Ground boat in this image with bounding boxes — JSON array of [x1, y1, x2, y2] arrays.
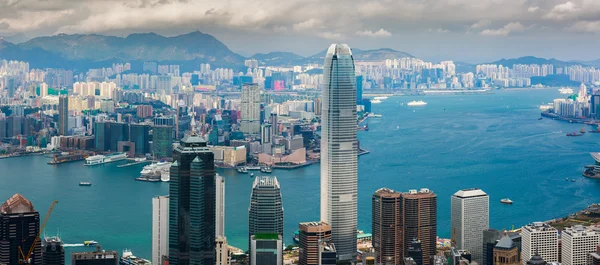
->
[[246, 166, 261, 171], [120, 249, 151, 265], [79, 182, 92, 186], [571, 179, 577, 182], [591, 125, 600, 133], [407, 100, 427, 106], [371, 99, 382, 104], [566, 178, 569, 181], [370, 114, 383, 118], [237, 167, 248, 173], [137, 162, 170, 182], [373, 96, 388, 100], [250, 173, 255, 177], [567, 132, 582, 137], [581, 126, 586, 134], [500, 198, 513, 204], [161, 170, 170, 182], [260, 167, 273, 173], [538, 117, 543, 120], [84, 240, 98, 246], [85, 152, 128, 166], [559, 88, 574, 94], [357, 124, 369, 131]]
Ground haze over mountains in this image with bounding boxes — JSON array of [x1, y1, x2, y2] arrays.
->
[[0, 31, 598, 72]]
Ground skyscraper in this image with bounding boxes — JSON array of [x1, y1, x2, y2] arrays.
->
[[241, 83, 261, 135], [372, 188, 402, 265], [451, 188, 489, 262], [169, 135, 216, 265], [321, 43, 358, 262], [153, 125, 173, 159], [0, 193, 42, 265], [250, 234, 283, 265], [561, 225, 599, 265], [402, 189, 437, 265], [59, 96, 68, 136], [356, 75, 363, 105], [248, 177, 284, 264], [299, 221, 332, 265], [152, 195, 169, 265], [216, 235, 230, 265], [42, 236, 65, 265], [521, 222, 558, 265], [216, 174, 225, 237]]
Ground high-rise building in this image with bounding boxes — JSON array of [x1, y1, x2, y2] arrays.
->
[[521, 222, 558, 265], [153, 125, 173, 159], [216, 174, 225, 237], [319, 240, 337, 265], [320, 43, 358, 262], [169, 135, 216, 265], [298, 221, 332, 265], [270, 113, 278, 136], [493, 235, 520, 265], [42, 236, 65, 265], [483, 229, 504, 265], [216, 235, 230, 265], [451, 189, 489, 262], [71, 246, 118, 265], [372, 188, 402, 265], [561, 225, 599, 265], [261, 124, 272, 144], [588, 246, 600, 265], [0, 194, 42, 265], [407, 239, 423, 265], [241, 83, 261, 134], [250, 234, 283, 265], [152, 195, 169, 265], [248, 176, 284, 263], [59, 96, 69, 135], [356, 75, 363, 105], [402, 189, 437, 265], [130, 123, 151, 156]]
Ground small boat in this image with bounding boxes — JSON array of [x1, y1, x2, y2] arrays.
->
[[250, 173, 255, 178], [567, 132, 583, 137], [581, 126, 586, 134], [79, 182, 92, 186], [590, 125, 600, 133], [571, 179, 577, 182], [538, 117, 543, 120], [237, 167, 248, 174], [566, 178, 569, 181], [500, 198, 513, 204], [370, 114, 383, 118], [84, 240, 98, 246], [260, 167, 272, 173]]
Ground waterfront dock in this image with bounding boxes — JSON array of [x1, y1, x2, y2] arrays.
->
[[117, 159, 153, 168]]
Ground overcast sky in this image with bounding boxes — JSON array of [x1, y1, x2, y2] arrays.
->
[[1, 0, 599, 62]]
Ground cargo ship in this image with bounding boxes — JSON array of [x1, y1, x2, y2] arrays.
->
[[48, 152, 88, 165], [85, 153, 128, 166], [120, 249, 151, 265]]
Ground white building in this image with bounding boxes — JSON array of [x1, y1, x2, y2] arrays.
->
[[152, 195, 169, 265], [521, 222, 559, 265], [216, 174, 225, 237], [240, 83, 261, 134], [561, 225, 600, 265], [451, 188, 489, 262], [216, 235, 231, 265]]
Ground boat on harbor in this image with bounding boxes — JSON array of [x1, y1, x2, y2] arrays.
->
[[260, 167, 273, 173], [120, 249, 151, 265], [500, 198, 513, 204], [136, 161, 170, 182], [581, 126, 586, 134], [371, 99, 382, 104], [79, 182, 92, 186], [84, 240, 98, 246], [85, 153, 128, 166], [567, 132, 582, 137], [237, 167, 248, 173], [370, 114, 383, 118], [590, 125, 600, 133], [407, 100, 427, 106]]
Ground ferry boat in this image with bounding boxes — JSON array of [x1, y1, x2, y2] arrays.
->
[[85, 153, 128, 166], [371, 99, 382, 104], [120, 249, 151, 265], [261, 167, 273, 173], [79, 182, 92, 186], [559, 87, 574, 94], [407, 100, 427, 106], [137, 162, 170, 182], [237, 167, 248, 173], [370, 114, 383, 118], [373, 96, 388, 100], [567, 132, 583, 137], [500, 198, 513, 204], [84, 240, 98, 246], [246, 166, 261, 171]]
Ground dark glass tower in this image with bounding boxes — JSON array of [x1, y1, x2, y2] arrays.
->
[[42, 236, 65, 265], [58, 96, 68, 136], [169, 135, 216, 265], [248, 177, 284, 264], [153, 125, 173, 159], [0, 193, 42, 265]]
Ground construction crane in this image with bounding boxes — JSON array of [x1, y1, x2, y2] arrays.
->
[[18, 200, 58, 264]]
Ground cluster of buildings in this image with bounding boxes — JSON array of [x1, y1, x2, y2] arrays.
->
[[547, 83, 600, 120]]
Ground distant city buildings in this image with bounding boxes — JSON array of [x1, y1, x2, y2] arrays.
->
[[451, 188, 489, 262], [240, 83, 261, 135], [58, 96, 68, 136]]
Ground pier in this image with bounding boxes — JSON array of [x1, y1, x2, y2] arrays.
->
[[117, 159, 153, 168]]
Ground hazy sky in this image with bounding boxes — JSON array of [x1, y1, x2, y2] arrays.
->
[[1, 0, 599, 62]]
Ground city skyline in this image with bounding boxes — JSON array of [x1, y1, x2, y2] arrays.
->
[[2, 0, 600, 62]]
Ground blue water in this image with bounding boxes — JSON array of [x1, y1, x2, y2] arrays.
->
[[1, 88, 600, 264]]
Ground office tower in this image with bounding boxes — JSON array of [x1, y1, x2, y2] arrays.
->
[[493, 235, 520, 265], [402, 189, 437, 265], [0, 194, 42, 265], [130, 124, 151, 155], [298, 221, 332, 265], [319, 240, 337, 265], [484, 229, 504, 265], [588, 246, 600, 265], [250, 234, 283, 265], [521, 222, 558, 265], [248, 177, 284, 264], [561, 225, 599, 265], [526, 252, 547, 265], [408, 239, 423, 265], [356, 75, 363, 105], [152, 195, 169, 265], [321, 43, 358, 262], [109, 122, 128, 151], [216, 174, 225, 237], [153, 125, 173, 159], [169, 135, 216, 265], [42, 236, 65, 265], [59, 96, 68, 135], [261, 124, 272, 144], [372, 188, 402, 265], [270, 113, 278, 136], [241, 83, 261, 134], [216, 235, 230, 265], [71, 246, 118, 265], [451, 189, 489, 262]]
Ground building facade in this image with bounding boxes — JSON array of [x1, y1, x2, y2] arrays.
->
[[241, 83, 261, 134], [248, 176, 284, 263], [521, 222, 558, 265], [42, 236, 65, 265], [298, 221, 332, 265], [169, 135, 216, 265], [0, 193, 42, 265], [250, 234, 283, 265], [71, 247, 118, 265], [152, 195, 169, 265], [59, 96, 68, 136], [216, 235, 230, 265], [216, 174, 225, 237], [451, 188, 489, 262], [493, 235, 520, 265], [402, 189, 437, 265], [153, 125, 173, 159], [320, 43, 358, 262], [561, 225, 600, 265], [372, 188, 402, 265]]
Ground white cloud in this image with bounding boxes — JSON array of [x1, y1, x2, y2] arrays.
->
[[428, 28, 449, 33], [528, 6, 540, 13], [568, 20, 600, 32], [355, 28, 392, 37], [292, 18, 321, 31], [544, 1, 578, 20], [480, 22, 526, 36], [470, 20, 491, 29], [318, 31, 344, 40]]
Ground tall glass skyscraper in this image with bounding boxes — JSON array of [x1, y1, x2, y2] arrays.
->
[[248, 177, 284, 264], [58, 96, 68, 136], [320, 44, 358, 262], [169, 135, 216, 265]]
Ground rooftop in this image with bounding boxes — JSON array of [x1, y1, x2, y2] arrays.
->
[[453, 188, 488, 198], [1, 193, 35, 214], [253, 233, 280, 240], [495, 235, 516, 249], [326, 44, 353, 57]]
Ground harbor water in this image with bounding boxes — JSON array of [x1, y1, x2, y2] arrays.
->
[[1, 88, 600, 263]]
